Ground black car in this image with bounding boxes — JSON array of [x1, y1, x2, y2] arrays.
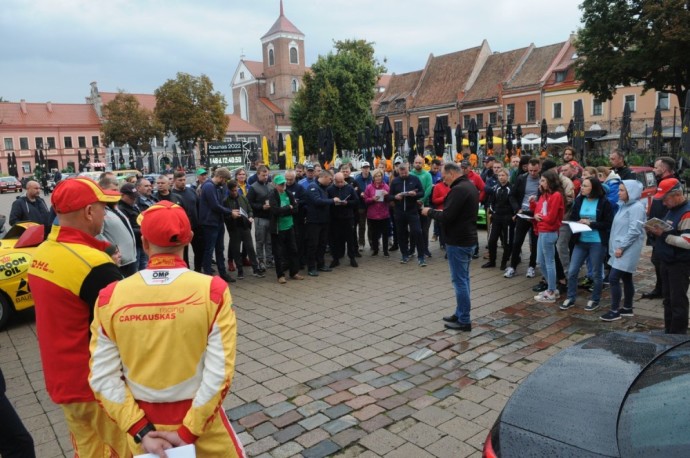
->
[[484, 331, 690, 457]]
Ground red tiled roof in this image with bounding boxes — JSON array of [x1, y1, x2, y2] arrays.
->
[[464, 48, 529, 103], [259, 98, 283, 115], [0, 102, 100, 127], [261, 7, 303, 39], [99, 92, 157, 112], [378, 71, 423, 104], [243, 60, 264, 78], [504, 42, 565, 90], [377, 74, 391, 89], [226, 114, 261, 134], [411, 46, 483, 108]]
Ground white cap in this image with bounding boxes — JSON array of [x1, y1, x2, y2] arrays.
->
[[361, 161, 370, 167]]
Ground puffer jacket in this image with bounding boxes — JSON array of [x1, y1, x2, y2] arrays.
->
[[608, 180, 646, 273]]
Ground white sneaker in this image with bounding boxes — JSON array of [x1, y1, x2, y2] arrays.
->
[[534, 290, 556, 303], [504, 267, 515, 278], [526, 267, 536, 278]]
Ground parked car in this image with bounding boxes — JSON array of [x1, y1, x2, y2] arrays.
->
[[0, 223, 45, 329], [483, 331, 690, 457], [0, 176, 22, 193]]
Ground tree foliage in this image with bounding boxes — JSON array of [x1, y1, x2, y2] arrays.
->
[[575, 0, 690, 108], [291, 39, 386, 153], [101, 92, 163, 153], [154, 73, 227, 150]]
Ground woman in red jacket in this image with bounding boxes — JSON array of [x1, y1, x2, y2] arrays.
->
[[530, 169, 565, 303]]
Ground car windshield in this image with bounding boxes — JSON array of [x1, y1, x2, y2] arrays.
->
[[617, 341, 690, 457]]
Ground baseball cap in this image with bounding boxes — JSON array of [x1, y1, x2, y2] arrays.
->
[[361, 161, 371, 168], [52, 178, 120, 214], [305, 162, 315, 170], [273, 174, 286, 185], [394, 157, 403, 165], [654, 178, 682, 199], [196, 167, 208, 176], [138, 201, 192, 247], [460, 160, 470, 168], [120, 183, 138, 197], [483, 156, 496, 162]]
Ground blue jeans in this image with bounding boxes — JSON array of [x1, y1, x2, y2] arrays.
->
[[536, 231, 558, 291], [202, 223, 226, 276], [567, 242, 605, 302], [446, 245, 475, 325]]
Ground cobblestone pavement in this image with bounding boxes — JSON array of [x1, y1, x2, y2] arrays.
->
[[0, 232, 674, 457]]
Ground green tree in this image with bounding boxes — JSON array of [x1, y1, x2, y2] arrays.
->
[[154, 73, 227, 156], [101, 92, 163, 157], [291, 39, 386, 153], [575, 0, 690, 109]]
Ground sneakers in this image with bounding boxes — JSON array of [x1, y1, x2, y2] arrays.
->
[[578, 277, 593, 289], [619, 308, 634, 317], [237, 270, 245, 280], [584, 300, 600, 312], [481, 261, 496, 269], [278, 276, 287, 284], [534, 290, 556, 303], [418, 259, 427, 267], [526, 267, 536, 278], [400, 256, 410, 264], [503, 267, 515, 278], [600, 310, 621, 321], [532, 279, 547, 292], [560, 298, 576, 310]]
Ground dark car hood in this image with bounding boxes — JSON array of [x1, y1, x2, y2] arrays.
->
[[500, 332, 690, 456]]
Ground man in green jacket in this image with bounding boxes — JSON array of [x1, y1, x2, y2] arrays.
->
[[411, 155, 433, 258]]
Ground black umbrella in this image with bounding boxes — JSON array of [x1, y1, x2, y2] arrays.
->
[[382, 116, 393, 160], [573, 100, 586, 160], [364, 127, 372, 163], [118, 148, 124, 168], [278, 133, 285, 153], [619, 103, 632, 153], [567, 119, 575, 145], [5, 154, 10, 176], [505, 121, 514, 153], [651, 105, 663, 155], [540, 119, 548, 150], [486, 125, 494, 151], [516, 125, 523, 149], [408, 126, 416, 157], [148, 152, 155, 174], [137, 150, 144, 171], [395, 128, 403, 156], [93, 147, 99, 164], [433, 117, 445, 158], [128, 147, 135, 169], [110, 149, 116, 171], [416, 126, 426, 157], [445, 125, 453, 145], [172, 144, 180, 170], [455, 124, 463, 154], [682, 93, 690, 155], [34, 150, 40, 170], [11, 152, 18, 177], [85, 149, 91, 166], [39, 149, 46, 169], [372, 125, 381, 159], [77, 150, 83, 172], [468, 119, 478, 155]]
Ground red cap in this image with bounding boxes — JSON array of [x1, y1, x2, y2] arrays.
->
[[138, 201, 192, 247], [654, 178, 682, 199], [51, 178, 121, 213]]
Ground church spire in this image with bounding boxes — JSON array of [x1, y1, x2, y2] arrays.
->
[[280, 0, 284, 17]]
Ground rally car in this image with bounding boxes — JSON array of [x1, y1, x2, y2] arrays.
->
[[0, 222, 44, 329]]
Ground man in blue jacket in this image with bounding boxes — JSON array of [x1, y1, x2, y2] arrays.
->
[[303, 171, 339, 276], [388, 162, 426, 266], [198, 167, 234, 282], [327, 172, 360, 268]]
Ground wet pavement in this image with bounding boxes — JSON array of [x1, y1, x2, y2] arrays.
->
[[0, 231, 674, 457]]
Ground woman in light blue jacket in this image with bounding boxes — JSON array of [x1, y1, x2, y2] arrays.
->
[[600, 179, 646, 321]]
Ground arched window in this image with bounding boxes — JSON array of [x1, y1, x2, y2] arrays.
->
[[240, 88, 249, 121], [290, 46, 298, 64], [268, 45, 275, 66], [291, 79, 299, 93], [270, 82, 275, 95]]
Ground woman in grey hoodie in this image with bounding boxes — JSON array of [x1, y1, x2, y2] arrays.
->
[[600, 179, 647, 321]]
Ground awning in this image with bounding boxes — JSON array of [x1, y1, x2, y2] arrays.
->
[[89, 162, 107, 167]]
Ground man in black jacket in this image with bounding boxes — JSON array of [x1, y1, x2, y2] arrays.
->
[[9, 180, 51, 238], [268, 175, 303, 283], [171, 171, 203, 272], [423, 162, 479, 331], [286, 170, 307, 268], [303, 171, 338, 276], [388, 163, 425, 266], [327, 172, 360, 268]]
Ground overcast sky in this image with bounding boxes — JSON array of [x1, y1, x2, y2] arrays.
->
[[1, 0, 583, 110]]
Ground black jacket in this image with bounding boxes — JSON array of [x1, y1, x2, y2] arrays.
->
[[327, 183, 359, 219], [428, 176, 479, 247], [387, 174, 424, 213], [568, 195, 614, 247], [9, 196, 51, 238], [286, 182, 306, 225], [117, 200, 142, 247], [268, 188, 297, 234], [171, 187, 199, 228], [247, 180, 273, 219], [489, 183, 516, 221]]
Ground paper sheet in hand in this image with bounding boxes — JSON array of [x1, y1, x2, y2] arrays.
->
[[375, 189, 385, 200], [239, 207, 248, 218], [516, 213, 534, 220], [135, 444, 195, 458], [563, 221, 592, 233], [641, 217, 672, 232]]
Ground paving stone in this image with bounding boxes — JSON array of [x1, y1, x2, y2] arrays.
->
[[390, 370, 412, 381], [352, 370, 381, 383], [322, 414, 358, 434], [397, 421, 444, 448], [431, 385, 458, 400], [271, 409, 303, 428], [227, 402, 263, 421], [328, 378, 359, 391], [244, 436, 279, 456], [251, 421, 278, 440], [264, 401, 296, 418], [295, 428, 330, 448], [302, 439, 341, 458], [297, 400, 330, 416], [385, 442, 435, 458], [368, 375, 396, 388], [323, 403, 353, 420], [345, 395, 376, 410], [390, 380, 414, 393], [298, 413, 330, 431], [331, 427, 367, 448], [238, 411, 269, 428], [359, 413, 393, 432], [407, 348, 435, 361], [369, 386, 396, 400], [324, 390, 355, 406], [307, 386, 336, 400], [407, 395, 438, 410], [272, 423, 305, 444], [426, 433, 478, 457], [293, 395, 313, 407], [359, 428, 406, 455], [352, 360, 379, 372], [329, 368, 358, 381], [386, 405, 416, 421], [270, 441, 304, 458], [257, 392, 288, 408], [349, 383, 374, 395], [412, 405, 455, 427], [387, 417, 416, 434], [306, 375, 337, 389], [439, 415, 488, 441], [353, 404, 385, 421], [281, 384, 311, 398], [376, 394, 408, 410], [237, 431, 254, 446], [468, 367, 494, 380]]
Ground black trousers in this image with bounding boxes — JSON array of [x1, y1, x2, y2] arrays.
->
[[488, 217, 512, 265], [510, 216, 537, 269], [661, 261, 690, 334], [271, 229, 300, 278], [184, 229, 204, 272], [306, 223, 329, 270], [331, 218, 356, 260], [411, 213, 431, 256], [0, 369, 35, 458], [395, 211, 423, 258], [228, 227, 258, 273], [368, 218, 389, 254]]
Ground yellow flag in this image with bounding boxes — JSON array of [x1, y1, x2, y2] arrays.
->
[[298, 136, 306, 165], [262, 136, 269, 165], [332, 142, 337, 165], [285, 135, 293, 169]]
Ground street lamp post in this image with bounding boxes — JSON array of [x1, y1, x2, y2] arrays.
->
[[498, 106, 504, 154], [673, 106, 678, 156]]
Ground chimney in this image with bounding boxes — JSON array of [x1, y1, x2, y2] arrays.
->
[[46, 101, 53, 113], [20, 99, 27, 114]]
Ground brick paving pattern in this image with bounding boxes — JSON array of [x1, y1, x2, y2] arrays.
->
[[0, 236, 679, 456]]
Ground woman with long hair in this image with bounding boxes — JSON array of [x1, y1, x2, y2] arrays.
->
[[235, 168, 248, 196], [531, 169, 565, 303], [559, 177, 613, 312]]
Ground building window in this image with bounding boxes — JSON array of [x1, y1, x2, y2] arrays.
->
[[506, 104, 515, 123], [47, 137, 56, 149], [78, 136, 86, 148], [92, 136, 100, 147], [475, 114, 483, 128], [394, 120, 403, 144], [22, 161, 31, 173], [418, 117, 430, 138], [270, 82, 275, 95], [555, 70, 567, 83], [553, 102, 562, 119], [3, 138, 13, 150], [20, 137, 29, 150], [593, 99, 603, 116], [35, 137, 44, 149], [240, 71, 245, 80], [658, 92, 670, 110], [489, 112, 497, 125], [527, 101, 536, 122], [291, 79, 299, 93], [290, 46, 298, 64], [463, 115, 471, 129], [624, 94, 636, 112], [64, 136, 73, 148], [240, 87, 249, 121], [268, 48, 275, 66]]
